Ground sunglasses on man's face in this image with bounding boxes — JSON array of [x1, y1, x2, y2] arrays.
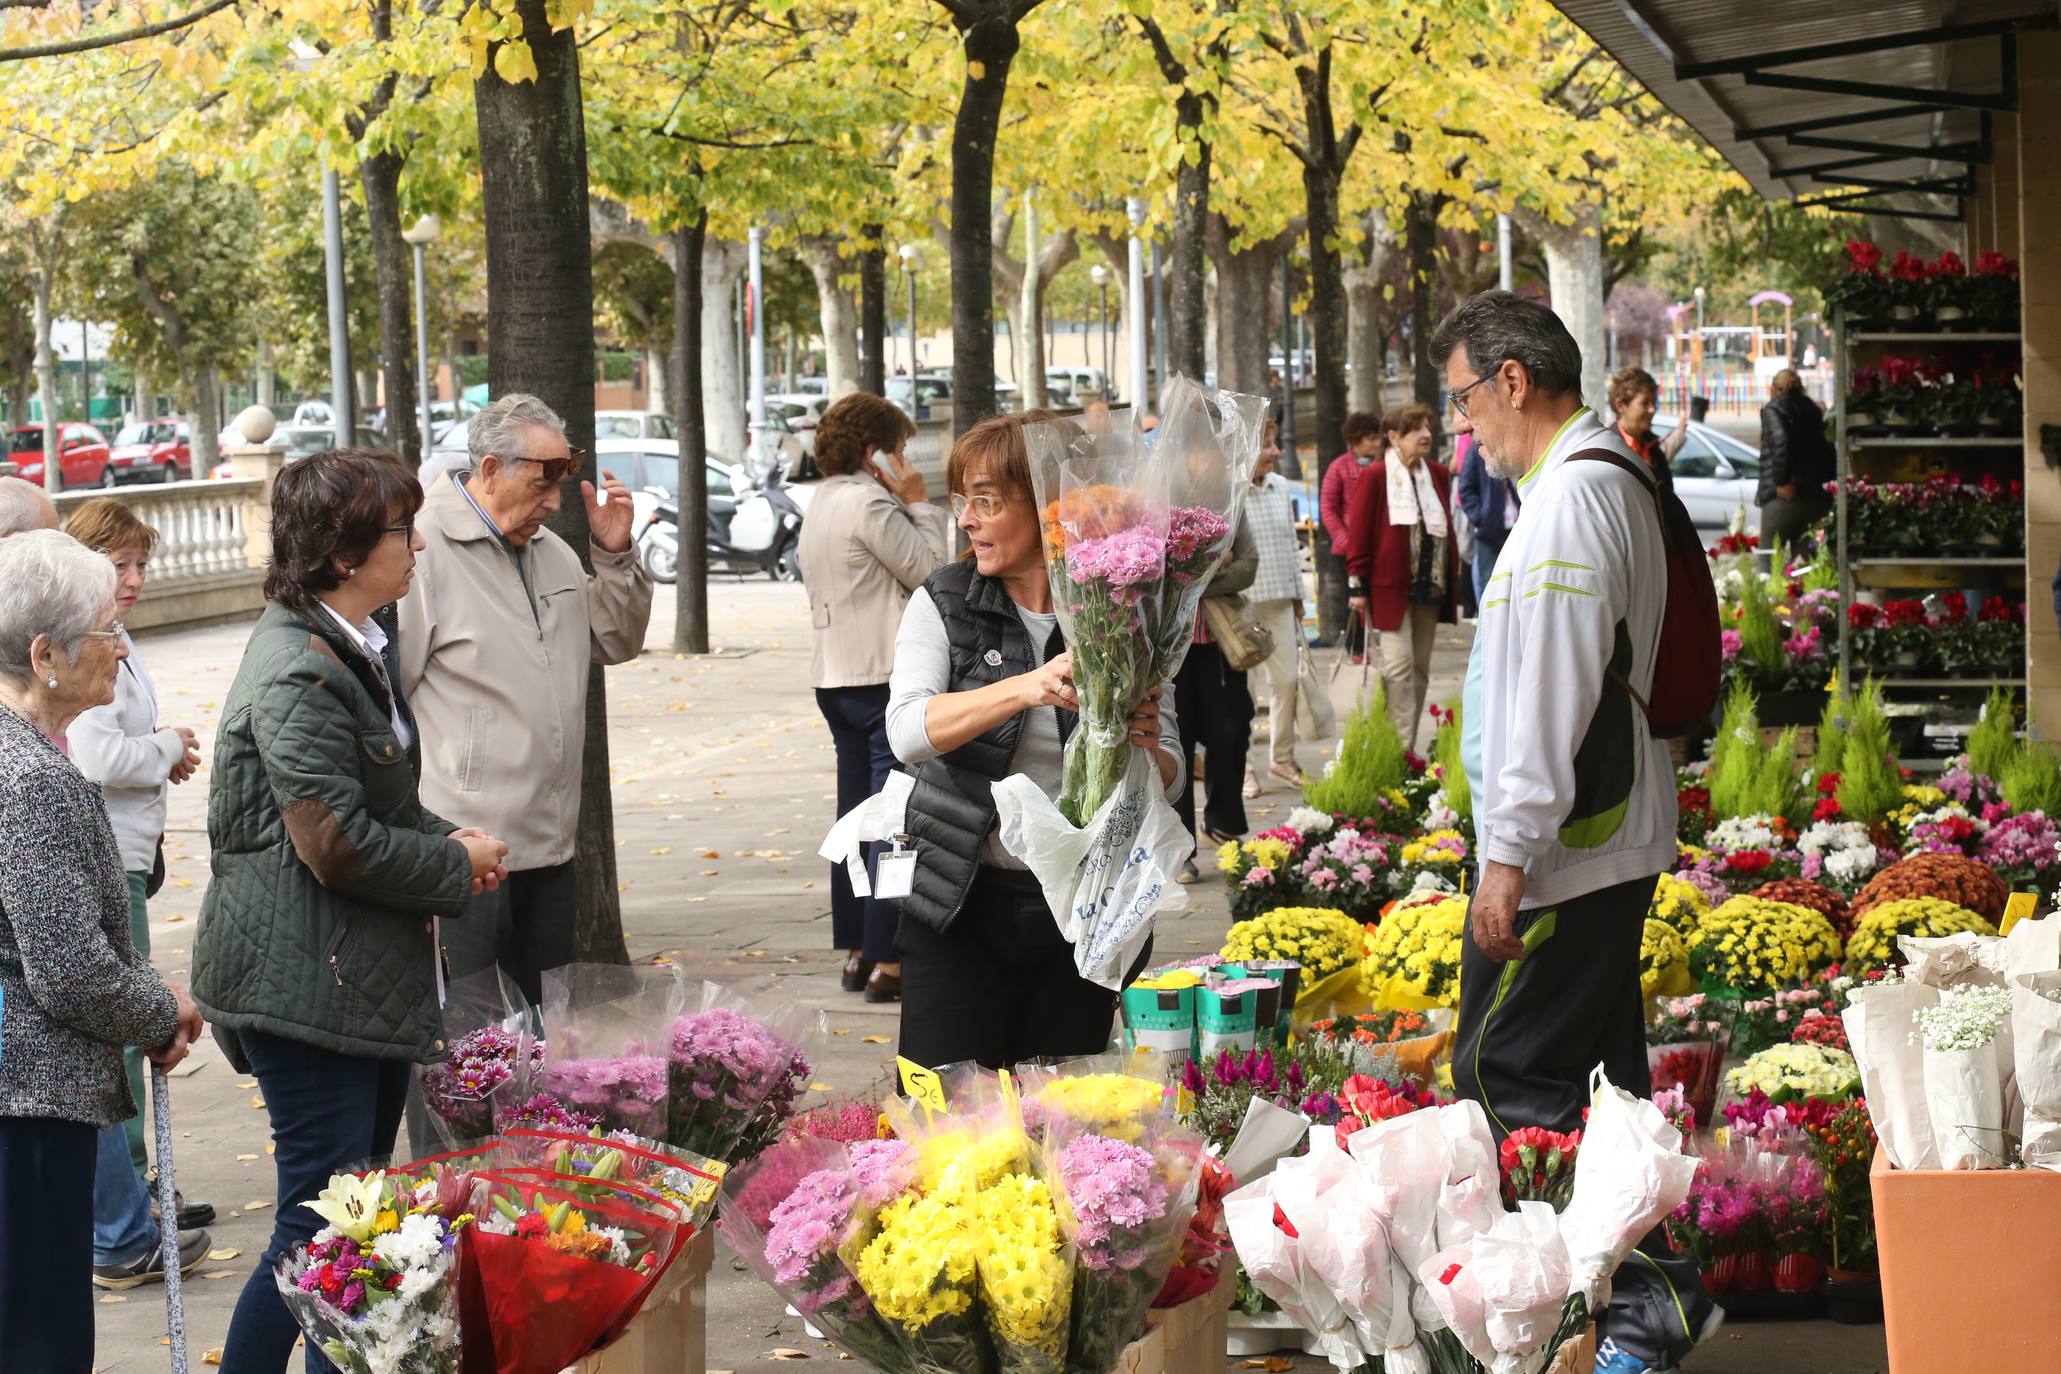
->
[[509, 449, 583, 491]]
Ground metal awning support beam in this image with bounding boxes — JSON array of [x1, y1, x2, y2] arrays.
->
[[1768, 151, 1921, 178], [1806, 172, 1973, 195], [1790, 199, 1967, 222], [1786, 133, 1990, 164], [1674, 16, 2025, 79], [1742, 69, 2014, 110], [1734, 103, 1951, 141]]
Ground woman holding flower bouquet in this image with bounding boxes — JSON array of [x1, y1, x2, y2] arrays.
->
[[887, 413, 1184, 1070], [194, 450, 509, 1374]]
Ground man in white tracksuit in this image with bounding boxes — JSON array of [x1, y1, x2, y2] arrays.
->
[[1434, 292, 1716, 1374]]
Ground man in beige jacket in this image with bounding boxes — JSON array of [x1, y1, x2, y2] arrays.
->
[[396, 393, 652, 1001]]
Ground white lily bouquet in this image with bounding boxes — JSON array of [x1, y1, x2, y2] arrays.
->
[[1224, 1069, 1696, 1374]]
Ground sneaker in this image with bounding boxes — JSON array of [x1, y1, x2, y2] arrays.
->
[[149, 1187, 217, 1230], [93, 1227, 211, 1291], [1593, 1337, 1649, 1373], [1176, 860, 1200, 885], [1242, 769, 1262, 800]]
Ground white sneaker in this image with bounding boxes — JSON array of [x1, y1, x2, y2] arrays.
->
[[1176, 860, 1201, 885], [1242, 769, 1262, 799]]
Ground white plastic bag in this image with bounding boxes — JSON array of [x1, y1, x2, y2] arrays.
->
[[1843, 979, 1941, 1170], [993, 748, 1194, 987], [1557, 1067, 1698, 1308], [2013, 970, 2061, 1171], [1435, 1098, 1503, 1252], [1225, 1153, 1370, 1371], [1923, 1041, 2008, 1169], [1301, 1140, 1411, 1365]]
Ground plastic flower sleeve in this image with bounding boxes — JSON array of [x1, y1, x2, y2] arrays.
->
[[1433, 1097, 1503, 1252], [716, 1136, 917, 1374], [413, 966, 536, 1153], [1297, 1132, 1415, 1368], [668, 977, 825, 1162], [533, 963, 685, 1140], [1417, 1201, 1575, 1374], [1346, 1106, 1451, 1332], [1556, 1068, 1698, 1309]]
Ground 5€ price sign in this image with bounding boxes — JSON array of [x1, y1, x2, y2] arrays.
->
[[897, 1056, 947, 1114]]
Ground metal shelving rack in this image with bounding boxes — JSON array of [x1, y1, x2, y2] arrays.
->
[[1832, 314, 2027, 728]]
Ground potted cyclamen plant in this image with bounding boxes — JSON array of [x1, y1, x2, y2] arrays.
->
[[1874, 356, 1927, 434], [1970, 250, 2021, 331], [1825, 239, 1889, 329], [1928, 250, 1974, 332], [1974, 360, 2024, 436], [1887, 250, 1931, 327]]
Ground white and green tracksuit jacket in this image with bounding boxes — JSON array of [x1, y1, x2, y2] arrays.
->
[[1461, 407, 1677, 910]]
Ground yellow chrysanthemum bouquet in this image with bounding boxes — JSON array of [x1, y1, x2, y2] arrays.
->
[[1650, 873, 1712, 936], [1686, 896, 1843, 995], [1360, 894, 1468, 1010], [1842, 896, 1996, 974], [1220, 907, 1367, 984], [1640, 918, 1695, 999]]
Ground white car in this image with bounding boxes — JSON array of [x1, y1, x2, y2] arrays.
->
[[596, 438, 814, 518], [765, 394, 828, 458], [595, 409, 677, 442], [1647, 415, 1763, 541]]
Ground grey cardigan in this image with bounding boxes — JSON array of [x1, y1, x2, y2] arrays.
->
[[0, 703, 178, 1128]]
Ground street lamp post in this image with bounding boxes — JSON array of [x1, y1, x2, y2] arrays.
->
[[1693, 285, 1706, 378], [1125, 198, 1148, 413], [898, 244, 919, 380], [1089, 263, 1109, 393], [400, 214, 441, 464], [321, 168, 353, 450]]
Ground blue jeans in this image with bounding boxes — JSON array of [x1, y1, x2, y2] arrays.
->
[[220, 1030, 411, 1374], [0, 1115, 96, 1372], [817, 684, 899, 963], [92, 1114, 157, 1264], [1473, 540, 1505, 602]]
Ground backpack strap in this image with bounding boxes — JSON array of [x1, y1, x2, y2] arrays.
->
[[1564, 446, 1661, 719]]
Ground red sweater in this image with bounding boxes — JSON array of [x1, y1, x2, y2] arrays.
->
[[1319, 452, 1370, 550], [1343, 458, 1461, 632]]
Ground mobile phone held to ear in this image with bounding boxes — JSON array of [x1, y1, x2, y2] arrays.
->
[[871, 450, 898, 481]]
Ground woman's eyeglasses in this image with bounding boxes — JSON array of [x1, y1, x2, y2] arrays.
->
[[950, 492, 1014, 520], [383, 522, 415, 542], [80, 621, 126, 643]]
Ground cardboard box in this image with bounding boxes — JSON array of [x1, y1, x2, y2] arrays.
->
[[1873, 1147, 2061, 1371], [570, 1224, 715, 1374], [1119, 1278, 1236, 1374]]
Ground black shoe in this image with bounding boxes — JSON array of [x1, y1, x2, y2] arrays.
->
[[841, 953, 875, 993], [150, 1188, 216, 1230], [864, 967, 901, 1003], [93, 1227, 210, 1290]]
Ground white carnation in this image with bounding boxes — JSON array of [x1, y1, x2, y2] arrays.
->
[[1287, 806, 1334, 836]]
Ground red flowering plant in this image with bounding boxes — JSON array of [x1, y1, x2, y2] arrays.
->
[[1848, 599, 1938, 674], [1332, 1073, 1439, 1148], [1969, 250, 2021, 327], [1886, 250, 1930, 320], [1790, 1010, 1851, 1054], [1678, 782, 1714, 846], [1824, 239, 1890, 322], [1803, 1097, 1880, 1271], [1499, 1126, 1582, 1212]]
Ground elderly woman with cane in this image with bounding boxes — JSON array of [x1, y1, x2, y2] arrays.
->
[[0, 529, 208, 1372]]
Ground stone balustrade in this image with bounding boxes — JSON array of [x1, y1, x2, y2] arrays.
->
[[52, 477, 270, 631]]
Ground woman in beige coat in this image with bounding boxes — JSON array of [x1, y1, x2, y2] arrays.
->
[[797, 393, 951, 1001]]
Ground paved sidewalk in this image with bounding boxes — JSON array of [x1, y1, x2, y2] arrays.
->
[[91, 581, 1880, 1373]]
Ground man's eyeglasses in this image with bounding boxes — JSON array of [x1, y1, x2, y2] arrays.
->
[[80, 621, 126, 643], [950, 492, 1013, 520], [1448, 369, 1503, 419]]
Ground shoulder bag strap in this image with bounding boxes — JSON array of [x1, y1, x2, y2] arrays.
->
[[1563, 447, 1660, 719]]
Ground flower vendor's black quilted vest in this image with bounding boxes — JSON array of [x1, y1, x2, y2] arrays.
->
[[899, 559, 1076, 933]]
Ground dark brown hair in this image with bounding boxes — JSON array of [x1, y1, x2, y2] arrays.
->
[[1382, 404, 1435, 440], [815, 393, 919, 477], [264, 448, 423, 614], [1342, 411, 1382, 446], [64, 496, 159, 558], [1607, 366, 1659, 412]]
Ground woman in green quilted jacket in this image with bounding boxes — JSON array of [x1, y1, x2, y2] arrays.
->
[[193, 449, 508, 1374]]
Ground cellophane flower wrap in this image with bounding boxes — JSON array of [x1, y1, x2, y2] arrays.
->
[[273, 1168, 472, 1374], [461, 1168, 687, 1374], [994, 377, 1268, 989], [530, 964, 683, 1141], [666, 977, 823, 1163], [716, 1134, 917, 1373], [414, 967, 537, 1153]]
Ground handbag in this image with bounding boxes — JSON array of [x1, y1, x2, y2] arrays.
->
[[147, 837, 167, 899], [1294, 636, 1338, 738], [1201, 593, 1275, 672]]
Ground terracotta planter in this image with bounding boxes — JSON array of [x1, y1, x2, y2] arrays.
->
[[1774, 1253, 1826, 1294]]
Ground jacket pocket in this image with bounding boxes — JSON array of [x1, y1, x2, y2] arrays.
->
[[358, 731, 410, 813], [323, 919, 357, 988], [812, 598, 833, 630]]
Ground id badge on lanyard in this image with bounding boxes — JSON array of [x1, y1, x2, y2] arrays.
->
[[872, 835, 917, 901]]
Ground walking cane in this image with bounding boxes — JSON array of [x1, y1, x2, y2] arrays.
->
[[152, 1064, 191, 1374]]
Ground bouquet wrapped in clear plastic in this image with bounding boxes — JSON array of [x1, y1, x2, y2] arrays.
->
[[994, 377, 1268, 987], [415, 968, 537, 1152], [529, 964, 682, 1140], [666, 977, 825, 1163]]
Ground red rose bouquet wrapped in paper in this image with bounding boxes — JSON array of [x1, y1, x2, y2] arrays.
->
[[995, 376, 1269, 987]]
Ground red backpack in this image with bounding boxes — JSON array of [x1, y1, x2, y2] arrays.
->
[[1569, 448, 1722, 738]]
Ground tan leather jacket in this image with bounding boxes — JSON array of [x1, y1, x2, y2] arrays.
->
[[395, 474, 652, 869], [797, 474, 952, 689]]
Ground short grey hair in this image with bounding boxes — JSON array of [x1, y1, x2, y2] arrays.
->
[[469, 393, 567, 468], [0, 476, 56, 537], [0, 530, 117, 685], [1431, 290, 1585, 401]]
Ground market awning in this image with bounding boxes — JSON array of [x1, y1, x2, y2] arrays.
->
[[1546, 2, 2057, 220]]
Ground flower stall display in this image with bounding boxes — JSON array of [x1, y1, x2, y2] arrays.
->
[[1751, 876, 1856, 942], [275, 1169, 473, 1374], [1426, 702, 1472, 840], [1217, 829, 1309, 917], [1844, 475, 2024, 555], [1850, 851, 2010, 924], [1226, 1071, 1696, 1374], [1395, 828, 1469, 894], [1647, 995, 1730, 1132], [533, 964, 683, 1141], [1664, 1140, 1828, 1299], [1979, 810, 2061, 894], [1848, 596, 2025, 678], [995, 378, 1267, 988], [1915, 984, 2016, 1169], [1360, 892, 1467, 1011], [1303, 687, 1422, 827], [1641, 919, 1693, 999], [1650, 872, 1712, 936], [1219, 907, 1366, 992], [667, 981, 823, 1166], [1794, 821, 1888, 898], [1294, 825, 1404, 917], [1844, 897, 1999, 973], [1688, 896, 1843, 996], [1178, 1045, 1349, 1158], [1803, 1098, 1880, 1274], [1725, 1043, 1862, 1103]]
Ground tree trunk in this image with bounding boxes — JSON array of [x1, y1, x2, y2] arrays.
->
[[360, 149, 420, 464], [1518, 202, 1607, 413], [1167, 102, 1210, 381], [943, 9, 1029, 425], [475, 0, 625, 965], [31, 265, 58, 491], [1344, 213, 1393, 416], [802, 241, 860, 398], [192, 367, 221, 472], [1202, 264, 1218, 385], [701, 237, 747, 461], [1303, 161, 1350, 644], [1406, 193, 1440, 412], [645, 347, 668, 413], [673, 213, 710, 655], [1206, 216, 1282, 396], [859, 226, 886, 395]]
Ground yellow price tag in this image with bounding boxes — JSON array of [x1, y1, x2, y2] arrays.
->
[[1175, 1082, 1195, 1116], [997, 1068, 1020, 1117], [1712, 1125, 1731, 1151], [2002, 892, 2039, 936], [897, 1056, 948, 1114]]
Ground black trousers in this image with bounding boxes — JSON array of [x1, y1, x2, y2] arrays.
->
[[1453, 873, 1712, 1367], [898, 867, 1137, 1071], [1759, 491, 1833, 551], [442, 860, 579, 1009], [816, 684, 900, 963], [1174, 641, 1253, 838], [0, 1115, 95, 1373]]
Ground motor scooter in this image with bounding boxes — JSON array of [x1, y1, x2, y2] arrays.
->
[[635, 460, 804, 584]]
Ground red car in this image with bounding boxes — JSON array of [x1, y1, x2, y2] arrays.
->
[[105, 419, 193, 485], [7, 422, 113, 488]]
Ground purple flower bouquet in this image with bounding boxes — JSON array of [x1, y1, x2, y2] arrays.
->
[[420, 1024, 537, 1142], [534, 1051, 669, 1139], [667, 1005, 810, 1162]]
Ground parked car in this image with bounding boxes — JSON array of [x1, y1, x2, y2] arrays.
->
[[595, 409, 677, 442], [208, 425, 382, 479], [8, 423, 112, 488], [602, 437, 813, 517], [765, 394, 829, 458], [887, 374, 952, 421], [1045, 366, 1110, 404], [1646, 415, 1763, 541], [105, 420, 194, 485], [790, 377, 829, 397]]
